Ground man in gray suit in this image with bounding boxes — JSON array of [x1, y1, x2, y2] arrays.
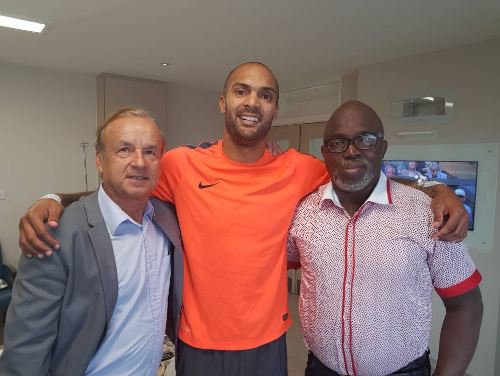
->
[[0, 108, 182, 376]]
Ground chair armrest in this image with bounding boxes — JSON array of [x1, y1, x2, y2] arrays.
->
[[1, 264, 16, 286]]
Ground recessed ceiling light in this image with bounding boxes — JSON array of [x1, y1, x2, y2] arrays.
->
[[161, 62, 170, 67], [0, 14, 46, 33]]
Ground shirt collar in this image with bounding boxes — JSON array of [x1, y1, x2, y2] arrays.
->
[[320, 172, 392, 209], [97, 185, 154, 235]]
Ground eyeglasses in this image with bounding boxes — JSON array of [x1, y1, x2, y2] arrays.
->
[[323, 132, 384, 153]]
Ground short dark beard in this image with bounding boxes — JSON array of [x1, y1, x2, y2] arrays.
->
[[333, 156, 376, 192]]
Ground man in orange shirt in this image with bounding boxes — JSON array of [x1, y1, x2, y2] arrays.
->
[[19, 62, 468, 376]]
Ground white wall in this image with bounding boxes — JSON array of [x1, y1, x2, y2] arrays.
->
[[0, 63, 98, 267], [165, 82, 222, 148], [356, 38, 500, 376]]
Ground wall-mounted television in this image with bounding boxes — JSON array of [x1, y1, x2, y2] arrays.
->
[[382, 160, 478, 231]]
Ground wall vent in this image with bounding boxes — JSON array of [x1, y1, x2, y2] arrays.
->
[[392, 97, 453, 119]]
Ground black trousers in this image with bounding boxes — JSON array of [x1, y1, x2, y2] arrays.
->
[[176, 334, 288, 376], [305, 350, 431, 376]]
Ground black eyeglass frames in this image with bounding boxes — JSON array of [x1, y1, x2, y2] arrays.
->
[[323, 132, 384, 153]]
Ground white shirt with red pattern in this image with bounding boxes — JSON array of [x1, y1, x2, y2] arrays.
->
[[288, 173, 481, 376]]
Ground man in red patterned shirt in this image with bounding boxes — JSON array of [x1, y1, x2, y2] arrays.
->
[[288, 100, 483, 376]]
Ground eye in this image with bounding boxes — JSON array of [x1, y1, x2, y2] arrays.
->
[[235, 88, 246, 96], [331, 139, 346, 146], [144, 149, 157, 157], [118, 147, 131, 156], [358, 133, 377, 145], [326, 138, 347, 149], [261, 93, 273, 101]]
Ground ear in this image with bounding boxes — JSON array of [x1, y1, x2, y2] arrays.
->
[[95, 152, 104, 176], [218, 95, 226, 114], [321, 144, 328, 160], [272, 104, 279, 120], [382, 140, 388, 156]]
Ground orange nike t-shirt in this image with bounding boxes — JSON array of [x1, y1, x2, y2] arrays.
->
[[152, 140, 328, 350]]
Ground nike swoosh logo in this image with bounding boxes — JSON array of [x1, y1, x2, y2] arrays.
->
[[198, 181, 219, 189]]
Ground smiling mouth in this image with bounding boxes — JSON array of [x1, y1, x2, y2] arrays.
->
[[341, 164, 367, 175], [344, 165, 365, 170], [238, 114, 260, 125], [127, 176, 149, 180]]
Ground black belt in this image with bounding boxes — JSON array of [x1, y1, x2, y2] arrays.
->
[[307, 350, 431, 376], [391, 349, 431, 376]]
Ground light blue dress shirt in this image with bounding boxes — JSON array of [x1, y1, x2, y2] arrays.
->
[[85, 186, 171, 375]]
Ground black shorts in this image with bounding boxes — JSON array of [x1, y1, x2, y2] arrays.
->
[[176, 334, 288, 376]]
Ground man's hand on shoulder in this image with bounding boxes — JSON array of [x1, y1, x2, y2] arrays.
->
[[19, 198, 63, 258], [430, 184, 468, 242], [266, 139, 285, 156]]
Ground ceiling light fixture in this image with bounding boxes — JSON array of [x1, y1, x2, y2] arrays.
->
[[0, 14, 46, 33], [161, 62, 170, 67]]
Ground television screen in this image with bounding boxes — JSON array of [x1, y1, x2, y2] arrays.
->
[[382, 160, 478, 231]]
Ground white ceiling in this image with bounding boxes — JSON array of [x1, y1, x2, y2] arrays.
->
[[1, 0, 500, 92]]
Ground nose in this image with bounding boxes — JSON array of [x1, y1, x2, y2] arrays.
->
[[344, 143, 360, 158], [131, 150, 147, 167], [244, 91, 260, 108]]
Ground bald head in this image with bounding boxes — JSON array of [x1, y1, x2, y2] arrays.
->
[[321, 100, 388, 198], [223, 62, 280, 102], [324, 100, 384, 140]]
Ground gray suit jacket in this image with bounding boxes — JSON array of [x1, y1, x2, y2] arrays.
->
[[0, 192, 183, 376]]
